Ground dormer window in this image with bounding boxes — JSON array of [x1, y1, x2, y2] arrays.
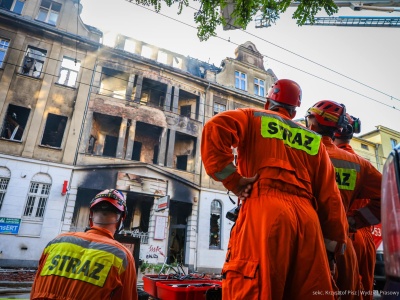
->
[[36, 0, 61, 26], [0, 0, 25, 14]]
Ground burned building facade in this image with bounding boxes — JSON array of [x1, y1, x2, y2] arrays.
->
[[0, 0, 277, 272]]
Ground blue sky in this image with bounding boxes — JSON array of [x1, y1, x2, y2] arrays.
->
[[79, 0, 400, 135]]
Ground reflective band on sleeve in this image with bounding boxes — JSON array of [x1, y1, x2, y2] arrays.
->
[[214, 163, 237, 181], [40, 236, 127, 287], [334, 167, 357, 191], [258, 114, 321, 155], [358, 207, 380, 225], [330, 158, 361, 172]]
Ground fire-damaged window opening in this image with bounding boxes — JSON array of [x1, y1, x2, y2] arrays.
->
[[122, 119, 131, 156], [88, 112, 122, 157], [41, 113, 67, 148], [99, 67, 129, 99], [131, 121, 163, 164], [174, 132, 197, 172], [178, 90, 198, 119], [131, 141, 142, 161], [0, 104, 30, 141], [140, 78, 167, 109], [180, 105, 191, 118], [21, 46, 47, 78]]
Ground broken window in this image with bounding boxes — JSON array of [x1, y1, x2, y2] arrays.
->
[[141, 45, 152, 59], [132, 141, 142, 161], [176, 155, 188, 171], [173, 56, 182, 69], [103, 135, 118, 157], [41, 113, 67, 148], [209, 200, 222, 249], [124, 39, 135, 53], [57, 56, 80, 87], [180, 105, 191, 118], [23, 180, 51, 221], [100, 67, 129, 99], [157, 50, 168, 64], [1, 104, 30, 141], [0, 0, 24, 14], [89, 113, 121, 157], [153, 145, 159, 164], [0, 38, 9, 68], [213, 103, 226, 115], [21, 46, 47, 77], [140, 78, 167, 108], [36, 0, 61, 25]]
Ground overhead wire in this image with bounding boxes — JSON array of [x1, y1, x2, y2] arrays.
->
[[124, 1, 400, 106]]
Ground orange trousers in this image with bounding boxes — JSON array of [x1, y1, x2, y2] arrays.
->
[[335, 236, 364, 300], [222, 189, 338, 300], [352, 228, 376, 300]]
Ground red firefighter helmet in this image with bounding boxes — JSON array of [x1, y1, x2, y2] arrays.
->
[[265, 79, 302, 109], [334, 113, 361, 139], [89, 189, 127, 229], [306, 100, 348, 129]]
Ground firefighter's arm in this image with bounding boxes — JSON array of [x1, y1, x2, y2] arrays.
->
[[201, 109, 248, 183], [349, 162, 382, 229], [115, 253, 138, 300], [314, 148, 348, 255]]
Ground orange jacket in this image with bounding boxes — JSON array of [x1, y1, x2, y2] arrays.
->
[[201, 108, 348, 249], [323, 137, 382, 228], [30, 226, 138, 300]]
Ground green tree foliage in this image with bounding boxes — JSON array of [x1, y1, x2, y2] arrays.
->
[[130, 0, 338, 41]]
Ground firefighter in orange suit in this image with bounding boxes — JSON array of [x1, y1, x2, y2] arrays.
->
[[201, 79, 348, 300], [306, 101, 382, 300], [30, 189, 138, 300], [333, 114, 377, 300]]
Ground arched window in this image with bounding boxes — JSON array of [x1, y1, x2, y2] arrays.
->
[[23, 173, 52, 221], [0, 167, 11, 210], [209, 200, 222, 249]]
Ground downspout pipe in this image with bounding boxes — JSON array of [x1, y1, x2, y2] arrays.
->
[[194, 81, 211, 272]]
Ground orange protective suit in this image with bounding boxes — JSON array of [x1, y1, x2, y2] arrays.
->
[[201, 108, 348, 300], [337, 142, 377, 300], [30, 226, 138, 300], [322, 137, 382, 300]]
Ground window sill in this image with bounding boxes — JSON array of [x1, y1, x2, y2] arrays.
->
[[34, 19, 57, 27], [16, 73, 43, 81], [209, 247, 223, 250], [0, 137, 22, 143], [38, 144, 62, 150], [54, 82, 77, 90]]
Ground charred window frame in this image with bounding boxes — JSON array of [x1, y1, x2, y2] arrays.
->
[[21, 46, 47, 78], [41, 113, 67, 148], [87, 135, 96, 154], [23, 182, 51, 221], [57, 56, 80, 87], [36, 0, 61, 25], [0, 38, 9, 68], [1, 104, 30, 141], [0, 0, 25, 14], [209, 200, 222, 249]]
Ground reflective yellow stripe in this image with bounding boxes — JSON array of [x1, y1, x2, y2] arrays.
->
[[41, 242, 123, 287], [259, 115, 321, 155], [214, 163, 236, 180], [335, 167, 357, 191]]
